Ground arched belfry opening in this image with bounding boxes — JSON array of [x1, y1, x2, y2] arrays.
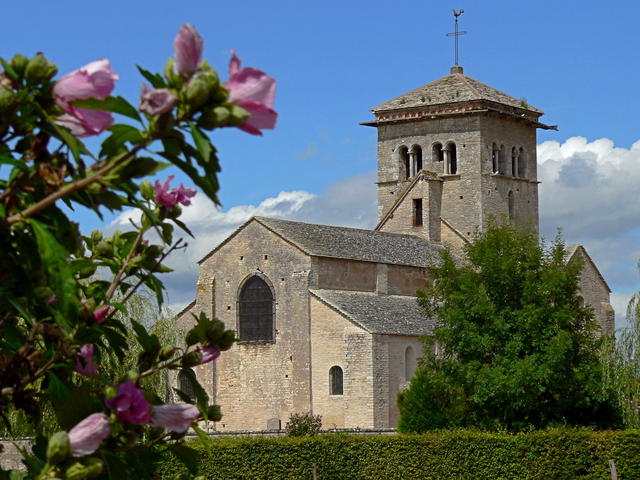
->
[[432, 142, 444, 163], [410, 145, 423, 174], [445, 142, 457, 174], [398, 146, 410, 180], [511, 147, 518, 177], [491, 143, 499, 173], [518, 147, 527, 178], [238, 275, 274, 342], [498, 144, 507, 175]]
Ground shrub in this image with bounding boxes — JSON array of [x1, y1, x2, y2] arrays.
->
[[285, 412, 322, 437]]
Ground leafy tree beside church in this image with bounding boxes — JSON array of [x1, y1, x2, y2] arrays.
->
[[398, 222, 621, 432]]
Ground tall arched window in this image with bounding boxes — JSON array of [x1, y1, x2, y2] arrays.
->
[[329, 366, 343, 395], [432, 142, 444, 163], [178, 368, 196, 401], [446, 142, 457, 174], [508, 191, 515, 220], [404, 346, 417, 382], [411, 145, 423, 173], [491, 143, 499, 173], [398, 146, 410, 180], [518, 147, 527, 178], [238, 275, 274, 342], [511, 147, 518, 177]]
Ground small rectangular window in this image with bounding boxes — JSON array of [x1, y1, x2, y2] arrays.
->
[[413, 199, 423, 226]]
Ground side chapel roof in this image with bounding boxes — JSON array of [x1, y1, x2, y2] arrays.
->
[[310, 289, 435, 336], [253, 216, 442, 268]]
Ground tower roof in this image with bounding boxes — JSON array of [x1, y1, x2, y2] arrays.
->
[[367, 67, 555, 129]]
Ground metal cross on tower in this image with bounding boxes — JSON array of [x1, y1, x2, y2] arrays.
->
[[446, 9, 467, 66]]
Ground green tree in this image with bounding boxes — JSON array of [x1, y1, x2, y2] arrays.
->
[[601, 271, 640, 428], [398, 222, 620, 432]]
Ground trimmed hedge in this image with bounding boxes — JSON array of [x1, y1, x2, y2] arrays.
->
[[156, 429, 640, 480]]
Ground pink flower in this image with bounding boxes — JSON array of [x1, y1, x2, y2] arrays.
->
[[151, 404, 200, 433], [68, 413, 111, 457], [225, 51, 277, 136], [104, 381, 151, 425], [198, 344, 220, 365], [154, 175, 197, 209], [139, 84, 177, 115], [75, 344, 98, 377], [173, 23, 203, 77], [92, 305, 110, 323], [53, 59, 119, 137]]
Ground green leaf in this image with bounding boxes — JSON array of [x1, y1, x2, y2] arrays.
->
[[45, 121, 84, 162], [0, 154, 29, 172], [30, 220, 78, 319], [100, 124, 144, 157], [192, 424, 213, 449], [71, 96, 142, 122], [180, 368, 210, 419], [189, 123, 213, 163], [47, 371, 70, 405], [136, 65, 166, 89], [167, 445, 200, 474], [0, 57, 18, 80]]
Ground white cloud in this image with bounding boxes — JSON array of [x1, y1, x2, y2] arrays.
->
[[538, 136, 640, 327]]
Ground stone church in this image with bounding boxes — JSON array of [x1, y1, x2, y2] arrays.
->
[[177, 65, 615, 431]]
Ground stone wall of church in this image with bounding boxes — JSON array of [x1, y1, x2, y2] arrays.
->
[[311, 257, 377, 292], [571, 248, 615, 334], [478, 114, 539, 233], [372, 335, 425, 427], [186, 220, 314, 431], [309, 296, 375, 428], [387, 264, 430, 296]]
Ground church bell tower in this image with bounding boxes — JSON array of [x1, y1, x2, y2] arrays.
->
[[363, 63, 555, 250]]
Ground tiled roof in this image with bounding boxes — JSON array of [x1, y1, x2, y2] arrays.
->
[[310, 289, 435, 336], [372, 71, 542, 114], [255, 217, 442, 268]]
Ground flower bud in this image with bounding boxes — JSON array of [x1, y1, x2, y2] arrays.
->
[[218, 330, 236, 351], [181, 351, 202, 368], [139, 180, 155, 200], [11, 54, 28, 75], [198, 106, 229, 130], [65, 461, 99, 480], [164, 59, 183, 88], [159, 345, 175, 361], [90, 230, 103, 244], [184, 71, 217, 109], [104, 386, 117, 400], [126, 370, 138, 382], [84, 458, 104, 478], [46, 431, 71, 464], [0, 88, 15, 112], [25, 54, 50, 84], [228, 105, 250, 126], [148, 112, 175, 137], [207, 405, 222, 422]]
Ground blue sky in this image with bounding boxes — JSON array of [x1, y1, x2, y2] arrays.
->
[[3, 1, 640, 322]]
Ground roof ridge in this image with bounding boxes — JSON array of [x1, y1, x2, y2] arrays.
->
[[457, 73, 483, 99], [256, 215, 433, 243]]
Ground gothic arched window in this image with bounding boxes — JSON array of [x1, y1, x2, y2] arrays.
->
[[178, 368, 196, 401], [404, 346, 417, 382], [398, 146, 410, 180], [238, 275, 274, 342], [329, 366, 343, 395], [491, 143, 499, 173]]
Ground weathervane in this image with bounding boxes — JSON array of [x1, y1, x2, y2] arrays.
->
[[446, 9, 467, 66]]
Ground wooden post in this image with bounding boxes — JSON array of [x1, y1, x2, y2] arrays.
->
[[609, 459, 617, 480]]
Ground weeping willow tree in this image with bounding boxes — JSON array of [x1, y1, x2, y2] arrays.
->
[[601, 282, 640, 428], [0, 290, 179, 438]]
